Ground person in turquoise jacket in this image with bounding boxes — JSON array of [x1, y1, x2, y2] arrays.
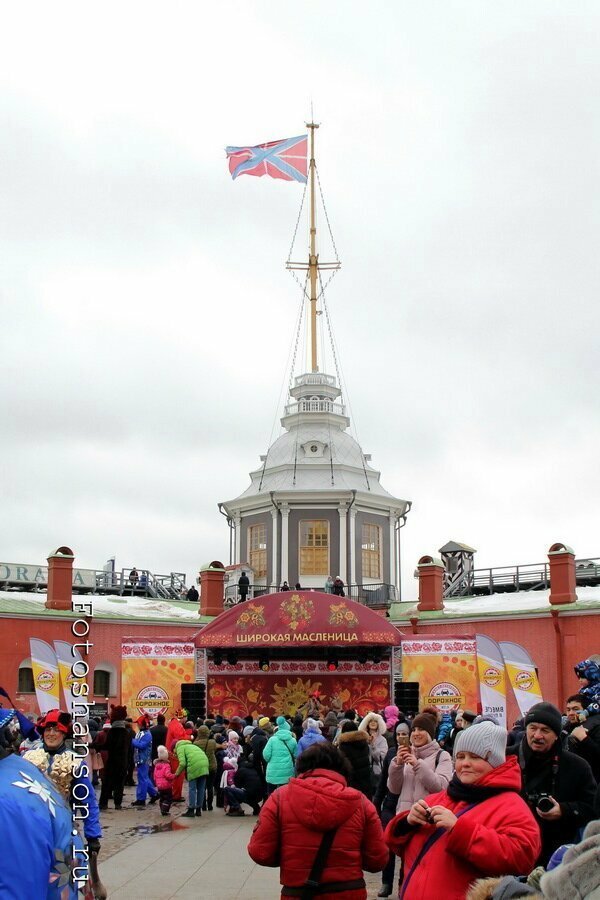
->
[[175, 738, 209, 817], [263, 716, 297, 795]]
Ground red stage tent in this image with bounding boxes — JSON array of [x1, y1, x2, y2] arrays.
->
[[194, 590, 403, 648]]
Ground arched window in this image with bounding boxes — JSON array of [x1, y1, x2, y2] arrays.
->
[[93, 663, 117, 697], [18, 658, 34, 693]]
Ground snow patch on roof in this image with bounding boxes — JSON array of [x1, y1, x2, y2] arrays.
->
[[0, 590, 201, 621]]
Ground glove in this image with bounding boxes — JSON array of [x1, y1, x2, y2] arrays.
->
[[577, 709, 590, 723], [87, 837, 101, 854]]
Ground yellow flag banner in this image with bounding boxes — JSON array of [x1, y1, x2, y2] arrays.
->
[[400, 636, 479, 713], [476, 634, 507, 728], [499, 641, 543, 717], [121, 641, 195, 720], [29, 638, 61, 714], [54, 641, 87, 716]]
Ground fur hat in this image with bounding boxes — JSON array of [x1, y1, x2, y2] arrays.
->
[[466, 877, 542, 899], [110, 704, 127, 722], [540, 820, 600, 899], [524, 702, 562, 738], [305, 718, 320, 732], [411, 713, 437, 740], [258, 716, 270, 728], [454, 720, 507, 768], [358, 712, 387, 736], [156, 745, 169, 761]]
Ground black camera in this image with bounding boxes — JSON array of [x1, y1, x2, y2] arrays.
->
[[530, 793, 554, 814]]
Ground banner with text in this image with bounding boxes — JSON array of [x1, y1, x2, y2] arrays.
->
[[29, 638, 61, 714], [121, 642, 195, 719], [54, 640, 87, 717], [476, 634, 507, 727], [400, 636, 479, 714], [499, 641, 543, 717]]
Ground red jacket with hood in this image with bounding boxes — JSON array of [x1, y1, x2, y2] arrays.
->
[[384, 757, 541, 900], [248, 768, 388, 899]]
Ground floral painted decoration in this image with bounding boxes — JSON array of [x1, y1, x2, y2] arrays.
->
[[279, 594, 314, 631], [328, 602, 359, 627], [235, 603, 266, 629]]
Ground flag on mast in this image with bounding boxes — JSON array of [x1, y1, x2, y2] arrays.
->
[[226, 135, 308, 182]]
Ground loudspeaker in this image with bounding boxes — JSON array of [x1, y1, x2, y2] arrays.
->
[[394, 681, 419, 717], [181, 682, 206, 720]]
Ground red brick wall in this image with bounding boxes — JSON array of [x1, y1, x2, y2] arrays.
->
[[5, 617, 194, 714]]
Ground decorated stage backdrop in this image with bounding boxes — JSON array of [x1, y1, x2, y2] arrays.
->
[[121, 640, 195, 719], [207, 659, 391, 719], [400, 636, 479, 713]]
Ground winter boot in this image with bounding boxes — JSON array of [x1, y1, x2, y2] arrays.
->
[[226, 808, 245, 816], [149, 794, 159, 804], [195, 808, 202, 817], [131, 800, 146, 807], [377, 886, 392, 898], [182, 808, 196, 818]]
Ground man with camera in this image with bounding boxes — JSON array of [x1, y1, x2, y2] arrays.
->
[[564, 693, 600, 780], [513, 701, 596, 865]]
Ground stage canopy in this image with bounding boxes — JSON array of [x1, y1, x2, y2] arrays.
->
[[195, 590, 403, 649]]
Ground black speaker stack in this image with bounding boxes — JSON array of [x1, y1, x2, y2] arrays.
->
[[180, 682, 207, 720]]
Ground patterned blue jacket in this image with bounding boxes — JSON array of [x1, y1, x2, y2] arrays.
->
[[0, 753, 85, 899]]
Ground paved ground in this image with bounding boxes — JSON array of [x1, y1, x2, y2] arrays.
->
[[98, 787, 385, 899]]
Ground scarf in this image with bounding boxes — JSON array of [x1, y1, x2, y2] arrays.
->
[[446, 772, 514, 804]]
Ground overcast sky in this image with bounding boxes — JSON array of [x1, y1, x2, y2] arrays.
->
[[2, 2, 599, 596]]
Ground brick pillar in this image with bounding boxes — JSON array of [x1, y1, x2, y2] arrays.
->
[[417, 555, 445, 612], [548, 543, 577, 605], [45, 546, 75, 610], [200, 562, 226, 616]]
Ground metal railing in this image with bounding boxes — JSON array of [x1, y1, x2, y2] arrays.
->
[[224, 582, 396, 608], [284, 399, 346, 416], [444, 557, 600, 598], [93, 568, 187, 600]]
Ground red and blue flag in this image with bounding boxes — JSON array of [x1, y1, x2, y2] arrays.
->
[[226, 135, 308, 182]]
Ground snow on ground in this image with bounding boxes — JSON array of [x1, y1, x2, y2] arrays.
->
[[396, 585, 600, 619], [0, 590, 200, 620]]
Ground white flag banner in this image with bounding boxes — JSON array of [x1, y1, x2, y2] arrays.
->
[[499, 641, 543, 718], [476, 634, 507, 728]]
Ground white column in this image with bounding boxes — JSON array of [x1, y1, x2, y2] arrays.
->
[[389, 513, 396, 587], [234, 515, 241, 565], [271, 507, 279, 588], [338, 505, 347, 584], [349, 508, 357, 585], [281, 503, 289, 586]]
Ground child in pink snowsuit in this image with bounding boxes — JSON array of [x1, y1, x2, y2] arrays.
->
[[154, 745, 175, 816]]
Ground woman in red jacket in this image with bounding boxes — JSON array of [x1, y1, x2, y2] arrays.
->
[[385, 721, 541, 900], [248, 741, 388, 899]]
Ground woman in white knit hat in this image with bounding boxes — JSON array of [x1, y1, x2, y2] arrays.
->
[[385, 720, 542, 900]]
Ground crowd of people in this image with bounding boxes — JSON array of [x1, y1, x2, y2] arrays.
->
[[1, 657, 600, 898]]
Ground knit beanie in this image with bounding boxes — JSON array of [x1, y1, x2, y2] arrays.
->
[[228, 730, 239, 741], [453, 720, 507, 768], [258, 716, 270, 728], [157, 745, 168, 761], [524, 702, 562, 737], [276, 715, 288, 728], [243, 726, 254, 738], [462, 710, 477, 726], [411, 713, 437, 740]]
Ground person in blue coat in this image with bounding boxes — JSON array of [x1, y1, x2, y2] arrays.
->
[[0, 709, 85, 899], [296, 718, 327, 758], [132, 715, 159, 806], [23, 708, 102, 849]]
